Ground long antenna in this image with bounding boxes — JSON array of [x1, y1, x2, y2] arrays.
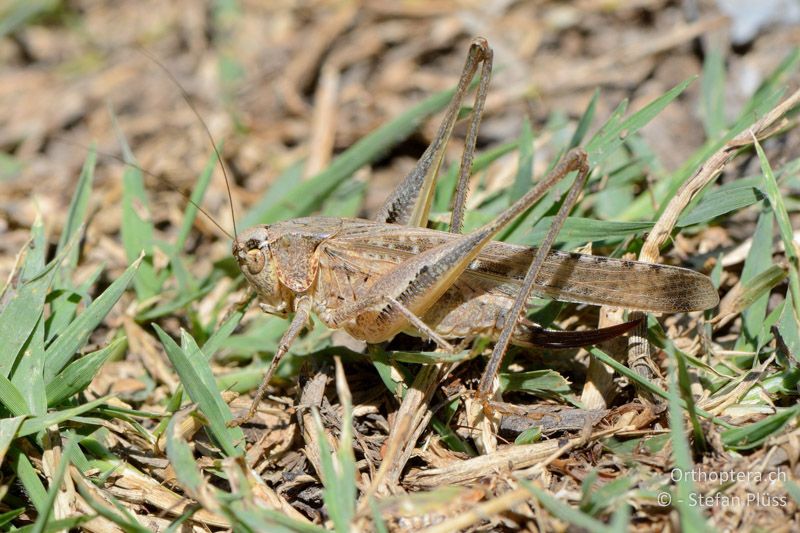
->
[[136, 46, 239, 240], [53, 136, 234, 240]]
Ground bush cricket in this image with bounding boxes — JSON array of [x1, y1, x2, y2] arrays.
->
[[213, 37, 720, 426]]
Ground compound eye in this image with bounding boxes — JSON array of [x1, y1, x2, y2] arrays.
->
[[246, 249, 266, 275]]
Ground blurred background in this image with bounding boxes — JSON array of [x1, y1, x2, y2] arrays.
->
[[1, 0, 798, 277]]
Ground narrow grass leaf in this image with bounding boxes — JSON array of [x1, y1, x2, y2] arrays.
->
[[0, 373, 30, 415], [9, 447, 47, 512], [700, 46, 726, 139], [17, 397, 107, 437], [122, 165, 160, 299], [500, 369, 571, 395], [31, 437, 76, 533], [777, 292, 800, 360], [521, 480, 612, 533], [740, 48, 800, 119], [46, 337, 126, 406], [665, 356, 707, 531], [153, 325, 241, 456], [510, 117, 534, 201], [0, 415, 24, 464], [56, 148, 95, 272], [669, 344, 706, 452], [175, 151, 218, 252], [226, 502, 327, 533], [569, 88, 600, 149], [165, 410, 206, 493], [17, 517, 91, 533], [580, 473, 633, 516], [722, 403, 800, 450], [585, 98, 628, 166], [677, 182, 764, 227], [587, 78, 693, 166], [387, 349, 472, 364], [44, 254, 142, 381], [0, 509, 24, 528], [74, 476, 151, 533], [623, 51, 792, 222], [46, 263, 104, 344], [786, 481, 800, 504], [11, 313, 46, 415], [436, 140, 519, 217], [0, 0, 60, 39], [0, 216, 49, 378], [526, 218, 652, 245], [754, 139, 800, 318], [240, 159, 304, 228], [589, 346, 730, 427], [514, 426, 542, 445], [314, 359, 357, 533], [321, 180, 367, 218], [200, 301, 248, 357], [735, 208, 775, 352], [719, 264, 787, 321]]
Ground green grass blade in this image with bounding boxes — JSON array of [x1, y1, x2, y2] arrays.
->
[[0, 216, 50, 379], [700, 46, 726, 138], [0, 509, 24, 528], [46, 337, 126, 407], [56, 148, 95, 272], [17, 397, 107, 437], [153, 325, 242, 456], [664, 355, 707, 531], [722, 403, 800, 450], [240, 159, 304, 228], [225, 501, 327, 533], [677, 179, 764, 227], [754, 139, 800, 319], [31, 436, 77, 533], [735, 207, 774, 352], [670, 344, 706, 452], [500, 370, 571, 395], [9, 447, 47, 512], [321, 179, 367, 218], [314, 359, 357, 533], [521, 479, 612, 533], [438, 140, 519, 221], [569, 88, 600, 149], [777, 292, 800, 360], [0, 373, 31, 415], [526, 218, 652, 245], [165, 410, 206, 494], [586, 77, 693, 166], [175, 151, 219, 252], [74, 476, 151, 533], [589, 345, 731, 428], [122, 165, 160, 299], [43, 254, 142, 381], [11, 312, 46, 415], [46, 263, 104, 345], [0, 415, 24, 463], [510, 117, 534, 202]]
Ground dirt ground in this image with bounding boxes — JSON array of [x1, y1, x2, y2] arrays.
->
[[2, 0, 800, 531]]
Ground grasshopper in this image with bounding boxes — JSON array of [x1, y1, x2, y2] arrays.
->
[[222, 37, 719, 427]]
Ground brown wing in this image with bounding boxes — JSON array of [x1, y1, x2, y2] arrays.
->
[[329, 219, 719, 313]]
